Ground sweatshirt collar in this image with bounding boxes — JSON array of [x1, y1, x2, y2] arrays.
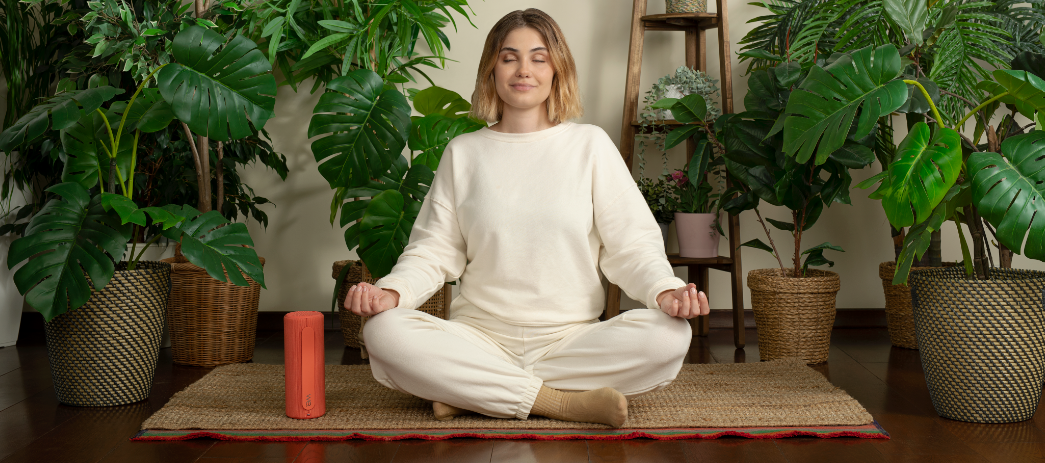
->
[[476, 121, 573, 143]]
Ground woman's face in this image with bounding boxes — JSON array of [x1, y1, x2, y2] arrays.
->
[[493, 27, 555, 114]]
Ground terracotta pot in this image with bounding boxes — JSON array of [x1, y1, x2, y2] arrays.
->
[[675, 212, 718, 258]]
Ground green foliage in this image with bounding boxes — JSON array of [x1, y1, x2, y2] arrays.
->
[[308, 68, 412, 190], [782, 44, 908, 165], [157, 26, 277, 142], [8, 182, 129, 321], [969, 132, 1045, 260], [863, 122, 962, 229], [720, 62, 863, 276], [637, 66, 721, 178], [638, 176, 678, 224]]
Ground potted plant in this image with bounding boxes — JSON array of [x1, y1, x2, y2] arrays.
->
[[667, 0, 707, 14], [650, 93, 727, 259], [776, 35, 1045, 422], [708, 61, 867, 364], [0, 24, 273, 406], [50, 0, 290, 366], [637, 66, 720, 180], [737, 0, 1043, 350], [638, 175, 678, 247]]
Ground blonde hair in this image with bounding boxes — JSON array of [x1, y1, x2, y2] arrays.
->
[[469, 9, 583, 123]]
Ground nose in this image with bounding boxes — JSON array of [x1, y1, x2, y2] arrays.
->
[[516, 61, 531, 78]]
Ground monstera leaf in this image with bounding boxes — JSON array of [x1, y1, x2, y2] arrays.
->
[[58, 110, 109, 190], [409, 114, 485, 171], [340, 156, 433, 242], [308, 68, 411, 189], [412, 86, 472, 118], [782, 44, 908, 165], [161, 205, 265, 287], [356, 189, 424, 279], [7, 183, 131, 321], [157, 25, 277, 142], [864, 122, 962, 229], [0, 86, 124, 150], [969, 132, 1045, 260]]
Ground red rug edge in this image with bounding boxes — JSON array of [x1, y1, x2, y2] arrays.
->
[[131, 423, 890, 442]]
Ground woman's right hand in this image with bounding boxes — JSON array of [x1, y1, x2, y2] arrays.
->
[[345, 282, 400, 316]]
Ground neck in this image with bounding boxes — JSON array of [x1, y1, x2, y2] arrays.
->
[[494, 102, 556, 133]]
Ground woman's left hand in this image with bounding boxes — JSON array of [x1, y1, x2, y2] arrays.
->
[[656, 283, 709, 319]]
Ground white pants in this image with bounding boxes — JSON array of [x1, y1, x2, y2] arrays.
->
[[362, 307, 692, 420]]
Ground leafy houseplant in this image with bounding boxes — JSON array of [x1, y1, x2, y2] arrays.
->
[[637, 66, 720, 179], [0, 25, 274, 405], [777, 37, 1045, 420], [683, 61, 868, 363]]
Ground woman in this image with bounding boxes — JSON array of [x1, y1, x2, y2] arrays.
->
[[344, 8, 709, 429]]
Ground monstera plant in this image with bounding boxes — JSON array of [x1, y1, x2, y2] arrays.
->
[[0, 25, 274, 322], [313, 77, 485, 287]]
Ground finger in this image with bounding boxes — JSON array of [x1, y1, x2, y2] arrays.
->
[[349, 285, 362, 315], [679, 290, 691, 319], [689, 287, 700, 318], [698, 291, 710, 316], [360, 285, 372, 315], [670, 298, 680, 317]]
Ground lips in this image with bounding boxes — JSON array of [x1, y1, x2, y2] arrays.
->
[[511, 84, 534, 91]]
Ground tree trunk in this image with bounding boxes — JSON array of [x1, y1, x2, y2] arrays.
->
[[216, 142, 224, 214], [1000, 244, 1013, 268], [928, 230, 942, 267], [193, 0, 212, 213]]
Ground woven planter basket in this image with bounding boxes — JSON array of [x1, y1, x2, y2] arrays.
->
[[44, 261, 171, 406], [332, 260, 449, 353], [747, 268, 840, 364], [162, 253, 264, 367], [667, 0, 707, 13], [909, 266, 1045, 423], [880, 261, 923, 349]]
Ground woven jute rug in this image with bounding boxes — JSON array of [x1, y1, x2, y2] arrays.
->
[[135, 359, 887, 441]]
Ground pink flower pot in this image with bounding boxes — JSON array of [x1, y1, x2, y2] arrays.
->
[[675, 212, 719, 258]]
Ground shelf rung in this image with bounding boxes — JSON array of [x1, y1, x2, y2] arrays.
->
[[641, 13, 719, 31]]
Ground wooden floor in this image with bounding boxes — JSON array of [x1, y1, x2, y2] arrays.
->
[[1, 326, 1043, 463]]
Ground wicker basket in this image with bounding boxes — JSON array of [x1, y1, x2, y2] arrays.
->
[[332, 260, 450, 352], [880, 261, 921, 349], [909, 266, 1045, 423], [667, 0, 707, 13], [162, 253, 264, 367], [44, 261, 171, 406], [747, 268, 840, 364]]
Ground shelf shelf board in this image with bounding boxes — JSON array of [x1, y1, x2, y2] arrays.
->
[[641, 13, 719, 31], [666, 254, 733, 266]]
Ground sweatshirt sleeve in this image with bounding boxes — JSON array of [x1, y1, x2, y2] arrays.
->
[[373, 148, 467, 311], [591, 128, 686, 310]]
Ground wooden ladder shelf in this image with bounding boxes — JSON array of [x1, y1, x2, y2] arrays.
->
[[604, 0, 746, 348]]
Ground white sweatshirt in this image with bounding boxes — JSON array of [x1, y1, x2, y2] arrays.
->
[[373, 121, 686, 326]]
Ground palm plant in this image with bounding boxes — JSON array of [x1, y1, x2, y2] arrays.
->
[[0, 25, 275, 321]]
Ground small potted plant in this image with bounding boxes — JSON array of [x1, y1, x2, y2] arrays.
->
[[637, 66, 720, 180], [666, 164, 722, 258], [667, 0, 708, 14], [638, 175, 678, 247]]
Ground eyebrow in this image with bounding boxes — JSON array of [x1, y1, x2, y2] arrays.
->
[[500, 47, 548, 53]]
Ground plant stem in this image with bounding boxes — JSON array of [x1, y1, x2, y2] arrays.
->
[[128, 130, 139, 197], [114, 64, 167, 156], [128, 225, 138, 270], [903, 79, 944, 127], [958, 93, 1008, 130], [754, 207, 786, 275], [954, 216, 974, 277], [133, 232, 165, 264]]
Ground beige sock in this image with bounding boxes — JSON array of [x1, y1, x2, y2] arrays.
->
[[529, 385, 628, 428], [432, 401, 475, 421]]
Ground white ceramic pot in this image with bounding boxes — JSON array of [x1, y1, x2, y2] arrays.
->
[[675, 212, 718, 258], [661, 84, 686, 120]]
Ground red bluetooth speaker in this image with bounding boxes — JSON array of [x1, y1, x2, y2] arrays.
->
[[284, 311, 325, 419]]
